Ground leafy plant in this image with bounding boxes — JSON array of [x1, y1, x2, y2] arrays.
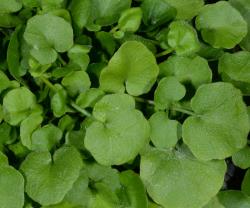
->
[[0, 0, 250, 207]]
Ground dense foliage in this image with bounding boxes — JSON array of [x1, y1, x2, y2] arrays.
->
[[0, 0, 250, 207]]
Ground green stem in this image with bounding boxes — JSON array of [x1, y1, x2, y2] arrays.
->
[[58, 54, 67, 66], [70, 102, 92, 118], [171, 106, 196, 116], [40, 76, 57, 92], [156, 49, 173, 58], [134, 97, 155, 105], [110, 25, 119, 33]]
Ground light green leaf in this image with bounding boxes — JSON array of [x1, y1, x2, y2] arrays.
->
[[85, 94, 150, 165], [0, 0, 22, 13], [218, 191, 250, 208], [76, 88, 104, 109], [232, 146, 250, 169], [242, 169, 250, 196], [168, 21, 200, 56], [3, 87, 38, 125], [24, 14, 73, 65], [20, 113, 43, 149], [51, 86, 67, 117], [20, 146, 83, 206], [100, 41, 159, 96], [141, 0, 176, 29], [196, 1, 247, 49], [31, 124, 63, 151], [159, 55, 212, 88], [119, 170, 148, 208], [149, 111, 180, 149], [164, 0, 204, 20], [0, 164, 24, 208], [183, 82, 249, 160], [0, 151, 8, 165], [154, 77, 186, 109], [118, 7, 142, 33], [140, 147, 226, 208], [203, 196, 225, 208], [218, 51, 250, 94], [62, 71, 91, 97]]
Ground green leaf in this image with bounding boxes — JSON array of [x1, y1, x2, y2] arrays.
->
[[3, 87, 38, 125], [141, 0, 176, 29], [0, 0, 22, 13], [168, 21, 200, 56], [20, 146, 83, 206], [149, 111, 181, 149], [118, 7, 142, 33], [51, 86, 67, 117], [0, 13, 22, 28], [65, 129, 85, 151], [218, 191, 250, 208], [0, 164, 24, 208], [140, 147, 226, 208], [232, 146, 250, 169], [196, 1, 247, 49], [242, 169, 250, 196], [164, 0, 204, 20], [203, 197, 225, 208], [218, 51, 250, 94], [119, 170, 148, 208], [0, 122, 15, 150], [229, 0, 250, 51], [31, 124, 63, 151], [24, 14, 73, 65], [20, 113, 43, 149], [96, 31, 117, 56], [100, 41, 159, 96], [183, 82, 249, 160], [154, 77, 186, 109], [85, 93, 150, 165], [62, 71, 91, 97], [159, 55, 212, 88], [76, 88, 105, 109], [0, 151, 8, 165]]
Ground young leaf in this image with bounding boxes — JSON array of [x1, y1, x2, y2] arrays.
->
[[85, 93, 150, 165], [196, 1, 247, 49], [168, 21, 200, 56], [140, 147, 226, 208], [149, 111, 181, 149], [232, 146, 250, 169], [20, 146, 83, 206], [183, 82, 249, 160], [218, 191, 250, 207], [100, 41, 159, 96]]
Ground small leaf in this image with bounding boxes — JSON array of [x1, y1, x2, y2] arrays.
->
[[183, 82, 249, 160], [0, 0, 22, 13], [242, 169, 250, 196], [100, 41, 159, 96], [168, 21, 200, 56], [149, 111, 181, 149], [20, 146, 83, 206], [232, 146, 250, 169], [218, 190, 250, 207], [154, 77, 186, 109], [196, 1, 247, 49]]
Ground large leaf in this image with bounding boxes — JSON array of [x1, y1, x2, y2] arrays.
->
[[183, 82, 249, 160], [24, 14, 73, 64], [196, 1, 247, 49], [20, 146, 83, 206], [140, 147, 226, 208], [218, 191, 250, 208], [100, 41, 159, 96], [85, 94, 150, 165], [0, 0, 22, 13]]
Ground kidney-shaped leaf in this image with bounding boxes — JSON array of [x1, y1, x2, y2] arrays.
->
[[24, 14, 73, 65], [100, 41, 159, 96], [183, 82, 249, 160], [85, 94, 150, 165], [140, 147, 226, 208], [196, 1, 247, 49], [20, 146, 83, 206]]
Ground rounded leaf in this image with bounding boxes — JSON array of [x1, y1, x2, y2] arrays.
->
[[242, 169, 250, 196], [85, 94, 150, 165], [140, 148, 226, 208], [20, 146, 83, 206], [218, 190, 250, 207], [196, 1, 247, 49], [100, 41, 159, 96], [0, 0, 22, 13], [232, 146, 250, 169], [183, 82, 249, 160]]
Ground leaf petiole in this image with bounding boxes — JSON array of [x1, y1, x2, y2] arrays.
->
[[156, 49, 174, 57], [70, 102, 93, 118]]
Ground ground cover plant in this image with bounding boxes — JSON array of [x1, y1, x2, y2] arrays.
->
[[0, 0, 250, 207]]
